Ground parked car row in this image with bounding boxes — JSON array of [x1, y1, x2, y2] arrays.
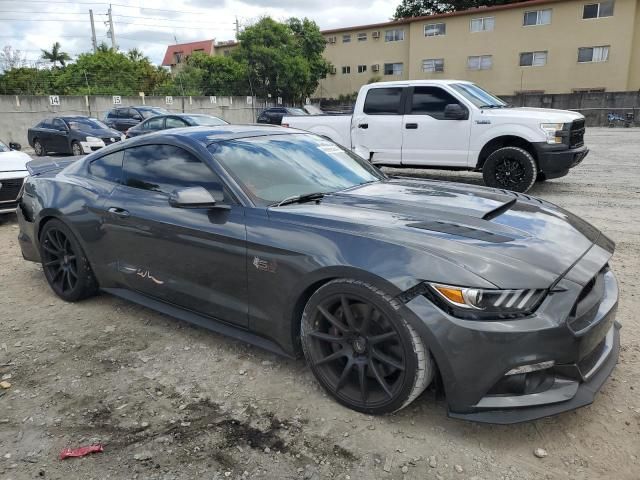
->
[[0, 139, 30, 214]]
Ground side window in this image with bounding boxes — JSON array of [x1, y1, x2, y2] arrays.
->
[[88, 150, 124, 183], [410, 87, 461, 119], [122, 145, 230, 201], [53, 118, 67, 130], [165, 117, 188, 128], [363, 88, 404, 115], [106, 110, 115, 119], [146, 117, 164, 130], [116, 108, 128, 118]]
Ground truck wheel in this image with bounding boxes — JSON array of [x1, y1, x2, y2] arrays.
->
[[482, 146, 537, 193], [33, 139, 45, 156]]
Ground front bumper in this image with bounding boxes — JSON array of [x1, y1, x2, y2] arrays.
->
[[80, 139, 106, 153], [533, 143, 589, 179], [401, 239, 619, 424]]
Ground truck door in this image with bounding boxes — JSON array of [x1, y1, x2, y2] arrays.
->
[[351, 87, 404, 165], [401, 86, 471, 167]]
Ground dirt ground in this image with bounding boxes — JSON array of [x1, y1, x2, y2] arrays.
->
[[0, 128, 639, 480]]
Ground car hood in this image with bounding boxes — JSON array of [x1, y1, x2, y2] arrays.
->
[[484, 107, 584, 123], [268, 179, 608, 289], [0, 150, 31, 172]]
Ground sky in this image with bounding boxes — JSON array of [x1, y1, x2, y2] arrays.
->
[[1, 0, 397, 66]]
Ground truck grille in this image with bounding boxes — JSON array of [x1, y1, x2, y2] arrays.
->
[[0, 177, 24, 203], [568, 265, 607, 333], [569, 119, 585, 148]]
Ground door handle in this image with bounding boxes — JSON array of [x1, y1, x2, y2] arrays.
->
[[405, 123, 418, 129], [108, 207, 130, 218], [358, 123, 369, 129]]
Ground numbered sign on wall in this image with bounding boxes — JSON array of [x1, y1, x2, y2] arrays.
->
[[210, 96, 217, 104], [277, 97, 283, 105], [305, 97, 311, 105], [165, 96, 173, 105], [49, 95, 60, 106], [246, 96, 253, 105], [112, 95, 122, 105]]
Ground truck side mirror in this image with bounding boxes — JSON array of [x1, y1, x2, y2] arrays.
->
[[444, 104, 468, 120]]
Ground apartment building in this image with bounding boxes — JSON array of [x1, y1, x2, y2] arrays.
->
[[318, 0, 640, 98], [162, 39, 238, 71]]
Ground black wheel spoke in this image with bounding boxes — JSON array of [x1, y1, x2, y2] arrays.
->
[[67, 266, 78, 279], [318, 305, 349, 334], [340, 295, 356, 330], [369, 331, 397, 345], [308, 330, 343, 344], [44, 259, 61, 267], [47, 232, 62, 251], [43, 244, 60, 255], [314, 348, 347, 366], [359, 304, 373, 334], [65, 271, 74, 291], [357, 362, 368, 404], [335, 360, 354, 392], [368, 359, 393, 398], [371, 348, 404, 371], [52, 267, 64, 283]]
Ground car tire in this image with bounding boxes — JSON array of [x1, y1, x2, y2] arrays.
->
[[71, 141, 83, 156], [33, 139, 45, 156], [535, 172, 547, 183], [301, 279, 433, 415], [482, 146, 537, 193], [39, 219, 99, 302]]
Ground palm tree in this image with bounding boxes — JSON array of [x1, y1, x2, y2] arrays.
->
[[40, 42, 71, 67], [127, 48, 148, 62]]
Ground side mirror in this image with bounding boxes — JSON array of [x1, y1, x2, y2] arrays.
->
[[444, 104, 468, 120], [9, 142, 21, 151], [168, 186, 228, 209]]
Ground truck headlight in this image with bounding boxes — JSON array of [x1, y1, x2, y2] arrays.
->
[[428, 283, 547, 319], [540, 123, 564, 144]]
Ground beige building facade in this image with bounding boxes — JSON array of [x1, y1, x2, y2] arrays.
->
[[317, 0, 640, 98]]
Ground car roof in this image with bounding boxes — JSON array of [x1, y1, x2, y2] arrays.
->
[[60, 116, 93, 120], [363, 79, 473, 88]]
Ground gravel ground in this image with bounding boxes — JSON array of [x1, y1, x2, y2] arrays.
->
[[0, 128, 639, 480]]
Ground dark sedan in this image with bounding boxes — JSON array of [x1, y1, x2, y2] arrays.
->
[[27, 116, 124, 156], [125, 113, 228, 138], [17, 126, 620, 423], [104, 106, 170, 132], [257, 107, 307, 125]]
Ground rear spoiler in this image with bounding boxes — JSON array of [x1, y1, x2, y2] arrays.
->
[[26, 156, 80, 176]]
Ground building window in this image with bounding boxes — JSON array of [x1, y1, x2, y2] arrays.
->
[[520, 51, 548, 66], [341, 66, 351, 74], [342, 34, 351, 43], [578, 45, 609, 62], [384, 63, 403, 75], [468, 55, 493, 70], [422, 58, 444, 72], [357, 64, 367, 73], [357, 32, 367, 41], [385, 29, 404, 42], [174, 52, 184, 64], [523, 9, 552, 25], [424, 23, 446, 36], [583, 1, 614, 19], [470, 17, 495, 32]]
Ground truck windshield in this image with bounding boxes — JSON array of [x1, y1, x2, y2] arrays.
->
[[209, 133, 384, 206], [451, 83, 507, 108]]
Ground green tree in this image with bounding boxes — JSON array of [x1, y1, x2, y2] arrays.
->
[[40, 42, 71, 67], [394, 0, 526, 17], [186, 52, 249, 96], [127, 48, 149, 62], [0, 67, 58, 94]]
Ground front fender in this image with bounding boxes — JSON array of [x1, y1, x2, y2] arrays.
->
[[472, 124, 542, 159]]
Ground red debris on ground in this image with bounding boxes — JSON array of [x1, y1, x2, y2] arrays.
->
[[59, 444, 104, 460]]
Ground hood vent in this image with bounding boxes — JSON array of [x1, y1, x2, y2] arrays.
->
[[408, 220, 513, 243]]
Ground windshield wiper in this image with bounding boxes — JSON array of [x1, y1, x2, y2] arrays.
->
[[272, 192, 327, 207]]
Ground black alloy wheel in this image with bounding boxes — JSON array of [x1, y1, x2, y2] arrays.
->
[[482, 146, 537, 193], [33, 139, 45, 156], [495, 158, 525, 188], [39, 219, 98, 301], [301, 280, 432, 414]]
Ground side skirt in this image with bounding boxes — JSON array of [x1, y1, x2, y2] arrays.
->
[[102, 287, 294, 359]]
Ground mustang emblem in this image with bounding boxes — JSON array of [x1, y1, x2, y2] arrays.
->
[[252, 256, 276, 273], [136, 269, 164, 284]]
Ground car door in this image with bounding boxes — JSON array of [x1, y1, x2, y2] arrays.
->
[[103, 143, 248, 327], [351, 87, 405, 165], [401, 86, 472, 167], [50, 118, 71, 153]]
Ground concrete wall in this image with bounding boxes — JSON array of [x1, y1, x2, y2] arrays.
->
[[0, 95, 277, 146]]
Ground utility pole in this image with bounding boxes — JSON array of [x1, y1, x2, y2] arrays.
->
[[89, 9, 97, 52], [235, 16, 240, 40], [107, 5, 117, 50]]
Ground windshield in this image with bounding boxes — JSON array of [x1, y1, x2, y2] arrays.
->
[[450, 83, 507, 108], [141, 108, 170, 118], [66, 118, 110, 131], [209, 133, 383, 206], [0, 140, 8, 153], [287, 108, 308, 116], [186, 115, 228, 126]]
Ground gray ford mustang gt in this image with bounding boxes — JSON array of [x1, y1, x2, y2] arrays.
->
[[16, 125, 620, 423]]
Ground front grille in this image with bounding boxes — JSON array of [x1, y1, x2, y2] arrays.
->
[[569, 119, 585, 148], [0, 177, 24, 203], [568, 266, 607, 333]]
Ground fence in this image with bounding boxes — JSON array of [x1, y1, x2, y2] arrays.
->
[[0, 95, 284, 146]]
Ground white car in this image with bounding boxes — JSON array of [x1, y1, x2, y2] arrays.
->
[[283, 80, 588, 193], [0, 140, 31, 215]]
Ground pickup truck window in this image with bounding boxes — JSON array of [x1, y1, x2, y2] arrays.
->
[[363, 88, 403, 115], [450, 83, 507, 108], [410, 87, 461, 119]]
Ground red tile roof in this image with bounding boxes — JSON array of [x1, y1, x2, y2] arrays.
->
[[161, 39, 215, 66]]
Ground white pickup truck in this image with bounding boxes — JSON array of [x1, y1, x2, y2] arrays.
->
[[283, 80, 588, 193]]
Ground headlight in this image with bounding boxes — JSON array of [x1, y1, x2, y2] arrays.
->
[[540, 123, 565, 144], [85, 136, 101, 142], [428, 283, 547, 319]]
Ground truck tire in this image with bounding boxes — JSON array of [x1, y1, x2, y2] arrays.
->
[[482, 146, 537, 193]]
